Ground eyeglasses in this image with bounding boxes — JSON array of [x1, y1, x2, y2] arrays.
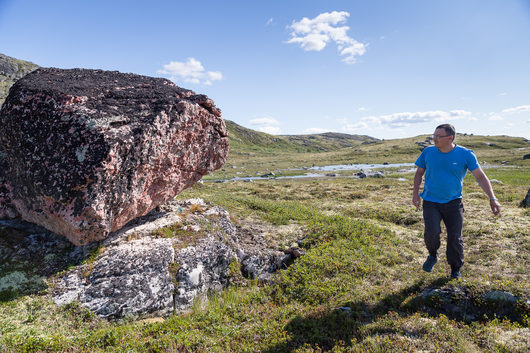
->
[[432, 134, 451, 139]]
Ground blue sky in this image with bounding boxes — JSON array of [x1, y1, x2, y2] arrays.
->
[[1, 0, 529, 139]]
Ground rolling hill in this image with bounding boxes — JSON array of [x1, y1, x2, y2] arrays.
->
[[225, 119, 378, 154]]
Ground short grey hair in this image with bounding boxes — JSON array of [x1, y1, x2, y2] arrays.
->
[[436, 124, 455, 139]]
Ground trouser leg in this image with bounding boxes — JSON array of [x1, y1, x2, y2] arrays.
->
[[441, 199, 465, 270], [423, 201, 442, 257]]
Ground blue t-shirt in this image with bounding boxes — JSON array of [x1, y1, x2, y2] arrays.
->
[[415, 145, 479, 203]]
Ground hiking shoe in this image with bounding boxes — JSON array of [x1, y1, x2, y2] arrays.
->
[[422, 255, 438, 272], [450, 269, 461, 279]]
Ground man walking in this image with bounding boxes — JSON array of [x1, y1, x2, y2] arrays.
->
[[412, 124, 501, 279]]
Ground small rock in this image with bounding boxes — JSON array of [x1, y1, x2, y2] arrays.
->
[[370, 171, 384, 178], [241, 255, 264, 280], [285, 247, 305, 258], [490, 179, 504, 185], [185, 225, 201, 232], [355, 172, 367, 178], [481, 291, 519, 303], [182, 198, 207, 207], [336, 306, 351, 313], [524, 154, 530, 160]]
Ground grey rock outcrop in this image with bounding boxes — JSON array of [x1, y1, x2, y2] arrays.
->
[[52, 199, 237, 318], [2, 198, 305, 319], [49, 198, 303, 319], [53, 238, 175, 318]]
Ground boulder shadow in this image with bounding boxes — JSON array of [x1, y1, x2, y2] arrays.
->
[[0, 202, 181, 303], [0, 220, 95, 302]]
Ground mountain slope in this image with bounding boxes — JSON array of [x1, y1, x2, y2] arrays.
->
[[0, 53, 39, 107]]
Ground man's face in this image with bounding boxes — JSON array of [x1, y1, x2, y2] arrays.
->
[[433, 128, 453, 148]]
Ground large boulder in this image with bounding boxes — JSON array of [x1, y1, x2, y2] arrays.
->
[[0, 68, 228, 245]]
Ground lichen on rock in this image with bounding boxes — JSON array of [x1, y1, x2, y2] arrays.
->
[[0, 68, 229, 245]]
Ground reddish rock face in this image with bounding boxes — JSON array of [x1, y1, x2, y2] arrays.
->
[[0, 68, 228, 245]]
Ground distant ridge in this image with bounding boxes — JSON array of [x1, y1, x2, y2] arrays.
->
[[0, 53, 39, 106], [280, 131, 378, 150], [225, 120, 378, 154]]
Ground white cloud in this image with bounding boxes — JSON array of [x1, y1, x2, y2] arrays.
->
[[501, 105, 530, 114], [498, 92, 508, 96], [358, 107, 368, 112], [249, 117, 281, 135], [489, 115, 504, 121], [342, 121, 368, 132], [303, 127, 330, 134], [287, 11, 367, 64], [157, 58, 222, 85], [266, 18, 274, 26], [250, 117, 280, 126], [359, 110, 472, 128], [256, 126, 282, 135]]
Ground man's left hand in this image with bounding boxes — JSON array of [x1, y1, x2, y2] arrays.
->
[[490, 199, 501, 215]]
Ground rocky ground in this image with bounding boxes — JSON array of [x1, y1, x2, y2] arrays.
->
[[0, 198, 305, 319]]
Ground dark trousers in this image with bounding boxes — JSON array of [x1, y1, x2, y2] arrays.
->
[[422, 199, 465, 271]]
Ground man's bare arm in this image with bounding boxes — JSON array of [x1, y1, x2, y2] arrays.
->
[[470, 167, 501, 215], [412, 167, 425, 209]]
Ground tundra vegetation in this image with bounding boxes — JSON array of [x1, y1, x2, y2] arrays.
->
[[0, 123, 529, 352]]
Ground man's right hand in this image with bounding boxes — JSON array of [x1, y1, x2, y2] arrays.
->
[[412, 193, 421, 209]]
